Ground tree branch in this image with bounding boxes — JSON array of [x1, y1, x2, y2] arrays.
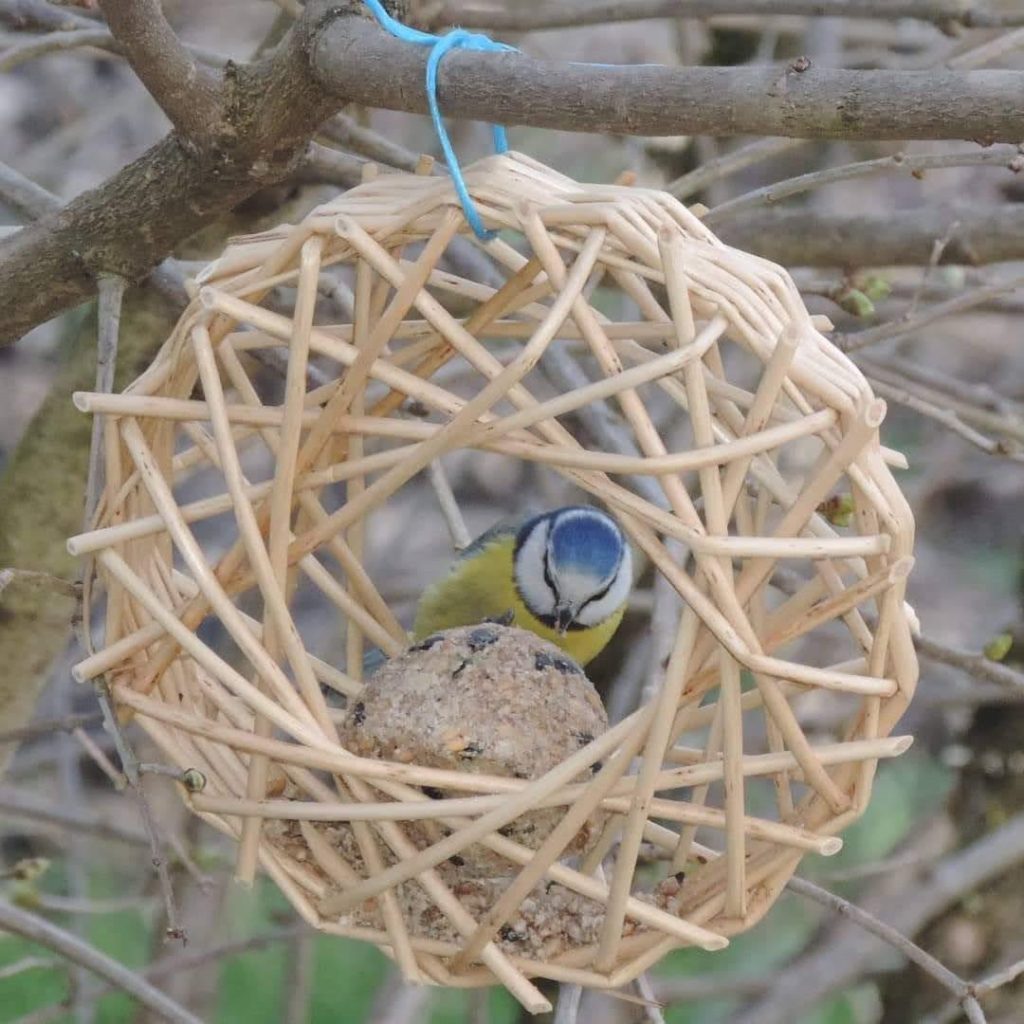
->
[[716, 204, 1024, 267], [97, 0, 218, 138], [704, 146, 1024, 225], [433, 1, 1024, 32], [0, 900, 203, 1024], [3, 5, 1024, 344], [786, 877, 988, 1023], [0, 0, 97, 32], [0, 6, 341, 346], [313, 18, 1024, 142], [733, 813, 1024, 1024]]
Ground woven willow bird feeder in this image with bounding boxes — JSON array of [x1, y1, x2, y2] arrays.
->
[[70, 152, 918, 1013]]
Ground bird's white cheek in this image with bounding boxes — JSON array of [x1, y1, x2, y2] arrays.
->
[[575, 567, 632, 627]]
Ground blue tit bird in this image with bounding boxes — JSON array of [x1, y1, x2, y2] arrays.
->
[[412, 505, 633, 666]]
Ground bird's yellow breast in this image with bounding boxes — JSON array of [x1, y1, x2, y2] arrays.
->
[[412, 535, 624, 666]]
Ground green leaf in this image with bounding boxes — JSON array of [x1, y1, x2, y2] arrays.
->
[[984, 632, 1013, 661], [857, 275, 892, 303], [836, 288, 876, 319]]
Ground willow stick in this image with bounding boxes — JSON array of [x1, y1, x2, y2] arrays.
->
[[448, 703, 657, 974], [345, 251, 373, 682], [68, 403, 839, 561], [671, 699, 723, 872], [322, 246, 433, 977], [284, 226, 608, 566], [117, 418, 318, 728], [213, 341, 405, 651], [192, 325, 332, 732], [237, 236, 325, 885], [717, 652, 747, 918], [596, 611, 701, 973], [97, 549, 322, 746], [719, 325, 799, 518], [116, 683, 913, 802], [317, 710, 640, 916], [734, 398, 887, 607]]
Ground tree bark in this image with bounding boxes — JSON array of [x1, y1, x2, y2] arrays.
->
[[715, 204, 1024, 268], [0, 290, 175, 773], [312, 18, 1024, 143]]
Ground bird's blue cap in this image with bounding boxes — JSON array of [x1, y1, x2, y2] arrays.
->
[[546, 507, 623, 582]]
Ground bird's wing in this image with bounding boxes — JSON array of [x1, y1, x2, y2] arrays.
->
[[455, 511, 534, 561]]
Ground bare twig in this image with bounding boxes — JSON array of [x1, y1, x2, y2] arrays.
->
[[717, 204, 1024, 267], [924, 950, 1024, 1023], [33, 893, 151, 915], [913, 634, 1024, 691], [0, 956, 61, 982], [426, 459, 472, 551], [0, 22, 228, 74], [97, 0, 218, 138], [0, 712, 101, 746], [862, 351, 1024, 438], [76, 275, 184, 942], [787, 876, 988, 1022], [0, 160, 60, 219], [705, 146, 1023, 224], [668, 136, 809, 200], [838, 271, 1024, 352], [72, 726, 126, 789], [0, 0, 96, 32], [0, 787, 147, 845], [772, 566, 1024, 691], [0, 900, 203, 1024], [864, 374, 1024, 460], [553, 984, 583, 1024], [0, 569, 80, 600], [282, 930, 315, 1024], [820, 848, 944, 883], [734, 813, 1024, 1023], [856, 344, 1024, 455], [0, 28, 117, 71], [298, 141, 370, 188], [94, 689, 184, 941], [634, 972, 668, 1024], [320, 112, 425, 172], [85, 276, 124, 522]]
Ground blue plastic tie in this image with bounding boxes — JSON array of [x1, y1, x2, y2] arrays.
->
[[361, 0, 514, 240]]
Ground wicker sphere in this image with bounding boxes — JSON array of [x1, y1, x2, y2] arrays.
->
[[70, 152, 918, 1013]]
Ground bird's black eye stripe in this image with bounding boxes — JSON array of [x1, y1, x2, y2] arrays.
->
[[542, 544, 559, 602], [578, 572, 616, 614]]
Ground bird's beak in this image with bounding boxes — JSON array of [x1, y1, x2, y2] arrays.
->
[[554, 604, 574, 634]]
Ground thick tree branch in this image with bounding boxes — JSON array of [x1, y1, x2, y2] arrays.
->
[[716, 205, 1024, 267], [97, 0, 218, 138], [0, 7, 341, 346], [3, 6, 1024, 344], [314, 18, 1024, 142], [436, 1, 1024, 32]]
